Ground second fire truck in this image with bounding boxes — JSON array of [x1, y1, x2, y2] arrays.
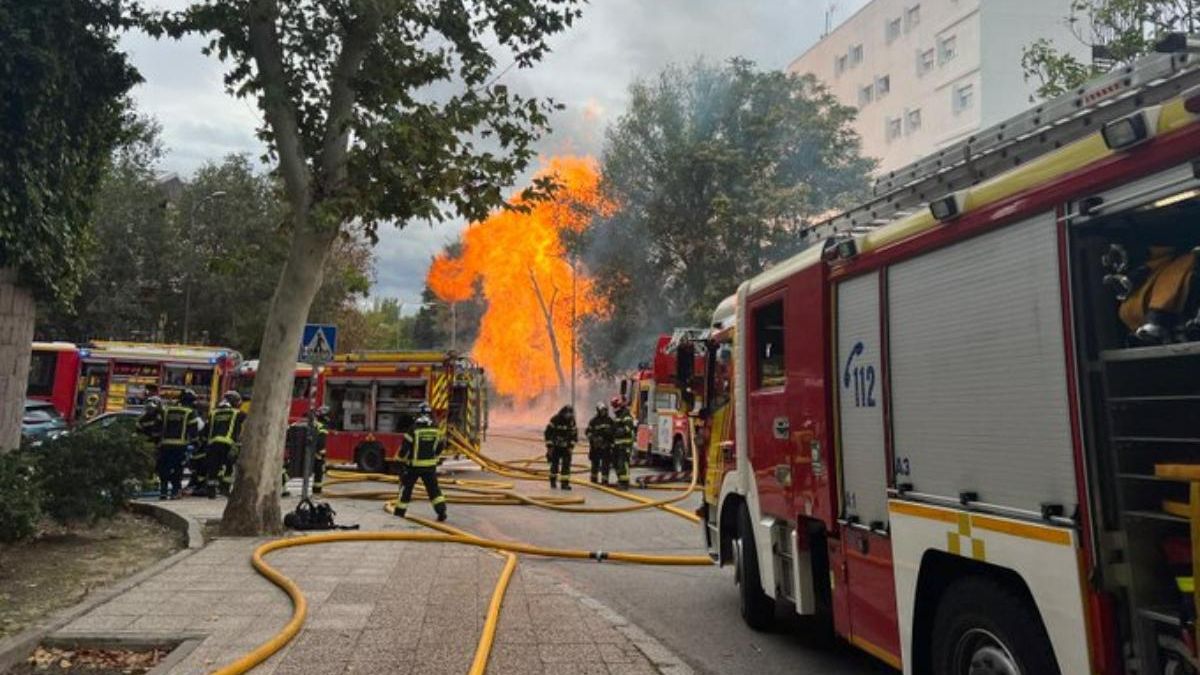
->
[[316, 351, 487, 473]]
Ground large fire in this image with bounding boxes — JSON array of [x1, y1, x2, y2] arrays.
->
[[427, 156, 609, 404]]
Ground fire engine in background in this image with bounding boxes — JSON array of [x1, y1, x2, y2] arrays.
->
[[28, 342, 83, 423], [317, 351, 487, 473], [619, 333, 706, 472], [232, 359, 316, 423], [74, 341, 241, 419], [692, 43, 1200, 675]]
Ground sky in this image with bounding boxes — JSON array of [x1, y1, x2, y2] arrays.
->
[[119, 0, 870, 313]]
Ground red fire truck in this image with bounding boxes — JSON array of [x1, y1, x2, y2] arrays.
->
[[694, 45, 1200, 675], [232, 359, 316, 423], [74, 341, 242, 419], [316, 351, 487, 473], [619, 333, 707, 471], [28, 342, 82, 423]]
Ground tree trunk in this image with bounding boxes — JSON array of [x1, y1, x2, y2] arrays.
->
[[221, 223, 336, 535], [529, 269, 567, 392], [0, 269, 35, 452]]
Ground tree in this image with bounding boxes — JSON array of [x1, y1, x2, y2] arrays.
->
[[581, 59, 873, 375], [1022, 1, 1199, 99], [36, 137, 375, 357], [0, 1, 139, 449], [147, 0, 584, 533]]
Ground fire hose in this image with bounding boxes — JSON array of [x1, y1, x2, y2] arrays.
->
[[210, 422, 709, 675]]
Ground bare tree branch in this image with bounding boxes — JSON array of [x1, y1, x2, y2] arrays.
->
[[529, 268, 567, 391], [319, 0, 383, 195]]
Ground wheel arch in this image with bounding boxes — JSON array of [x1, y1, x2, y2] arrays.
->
[[717, 492, 745, 565], [909, 549, 1053, 674]]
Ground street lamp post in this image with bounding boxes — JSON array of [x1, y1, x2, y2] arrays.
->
[[570, 254, 577, 411], [183, 190, 227, 343]]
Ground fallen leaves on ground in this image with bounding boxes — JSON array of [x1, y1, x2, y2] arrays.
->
[[25, 645, 167, 673]]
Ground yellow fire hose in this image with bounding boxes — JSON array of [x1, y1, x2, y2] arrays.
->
[[211, 422, 709, 675]]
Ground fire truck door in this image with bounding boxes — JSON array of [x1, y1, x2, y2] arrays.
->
[[747, 295, 793, 520], [834, 272, 901, 665]]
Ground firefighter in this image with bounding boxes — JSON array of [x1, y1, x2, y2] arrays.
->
[[158, 389, 201, 500], [394, 403, 448, 521], [544, 405, 578, 490], [136, 396, 163, 441], [204, 391, 245, 498], [611, 396, 635, 490], [586, 403, 614, 485], [311, 406, 330, 495]]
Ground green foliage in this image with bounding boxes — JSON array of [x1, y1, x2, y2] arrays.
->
[[0, 1, 140, 303], [581, 60, 873, 375], [1022, 0, 1200, 100], [36, 126, 374, 355], [34, 425, 154, 524], [143, 0, 585, 235], [0, 452, 41, 543]]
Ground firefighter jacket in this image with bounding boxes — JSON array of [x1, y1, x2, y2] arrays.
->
[[400, 427, 444, 468], [613, 410, 635, 448], [137, 407, 162, 439], [313, 419, 328, 458], [586, 412, 614, 448], [544, 412, 578, 450], [160, 405, 200, 448], [206, 408, 244, 448]]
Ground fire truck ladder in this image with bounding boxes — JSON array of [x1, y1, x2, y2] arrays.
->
[[804, 35, 1200, 242]]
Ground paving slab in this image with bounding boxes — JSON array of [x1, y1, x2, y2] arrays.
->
[[49, 492, 688, 674]]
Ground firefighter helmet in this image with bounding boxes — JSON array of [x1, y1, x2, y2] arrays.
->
[[610, 396, 625, 410], [222, 390, 243, 407], [418, 401, 433, 416], [144, 396, 162, 410], [179, 389, 197, 406], [595, 403, 608, 415], [315, 406, 331, 423], [415, 414, 434, 428]]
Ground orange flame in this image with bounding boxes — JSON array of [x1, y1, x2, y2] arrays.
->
[[428, 156, 610, 403]]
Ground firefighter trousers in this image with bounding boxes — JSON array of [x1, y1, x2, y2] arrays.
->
[[157, 445, 185, 498], [613, 444, 631, 489], [204, 442, 234, 497], [548, 447, 572, 488], [397, 467, 446, 517], [312, 452, 326, 494], [589, 445, 612, 484], [186, 447, 206, 490]]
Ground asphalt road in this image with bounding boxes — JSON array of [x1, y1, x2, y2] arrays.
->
[[431, 428, 897, 675]]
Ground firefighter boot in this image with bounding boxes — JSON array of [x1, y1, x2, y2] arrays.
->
[[549, 475, 557, 489], [394, 503, 408, 518], [435, 504, 448, 522]]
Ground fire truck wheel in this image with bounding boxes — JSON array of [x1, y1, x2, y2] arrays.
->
[[735, 505, 775, 631], [930, 577, 1058, 675], [356, 443, 385, 474], [670, 438, 687, 473]]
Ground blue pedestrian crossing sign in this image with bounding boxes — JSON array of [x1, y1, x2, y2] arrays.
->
[[300, 324, 337, 364]]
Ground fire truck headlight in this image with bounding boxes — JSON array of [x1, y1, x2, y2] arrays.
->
[[1102, 108, 1159, 151]]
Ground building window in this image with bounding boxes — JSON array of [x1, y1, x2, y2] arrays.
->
[[876, 75, 890, 98], [886, 17, 902, 43], [905, 4, 921, 31], [753, 300, 786, 389], [906, 107, 922, 133], [886, 117, 903, 141], [858, 84, 874, 106], [849, 43, 864, 66], [835, 54, 848, 75], [953, 83, 974, 113], [918, 48, 935, 75], [939, 35, 958, 64]]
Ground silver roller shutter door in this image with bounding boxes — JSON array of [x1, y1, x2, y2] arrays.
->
[[837, 273, 889, 527], [887, 212, 1077, 514]]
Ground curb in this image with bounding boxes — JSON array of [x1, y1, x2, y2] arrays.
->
[[0, 503, 204, 673], [129, 500, 205, 550], [554, 581, 695, 675]]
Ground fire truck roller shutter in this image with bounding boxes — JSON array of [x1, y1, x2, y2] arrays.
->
[[836, 272, 889, 528], [887, 212, 1077, 515]]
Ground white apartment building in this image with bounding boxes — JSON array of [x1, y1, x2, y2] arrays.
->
[[788, 0, 1089, 173]]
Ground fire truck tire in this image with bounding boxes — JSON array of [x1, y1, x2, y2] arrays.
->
[[930, 576, 1059, 675], [670, 438, 687, 473], [356, 443, 385, 474], [735, 505, 774, 630]]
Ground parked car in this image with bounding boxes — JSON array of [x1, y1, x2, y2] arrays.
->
[[77, 409, 142, 433], [22, 399, 68, 444]]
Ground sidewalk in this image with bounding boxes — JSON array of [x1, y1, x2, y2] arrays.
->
[[49, 494, 681, 675]]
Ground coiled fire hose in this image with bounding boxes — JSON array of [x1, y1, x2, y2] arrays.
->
[[210, 422, 710, 675]]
